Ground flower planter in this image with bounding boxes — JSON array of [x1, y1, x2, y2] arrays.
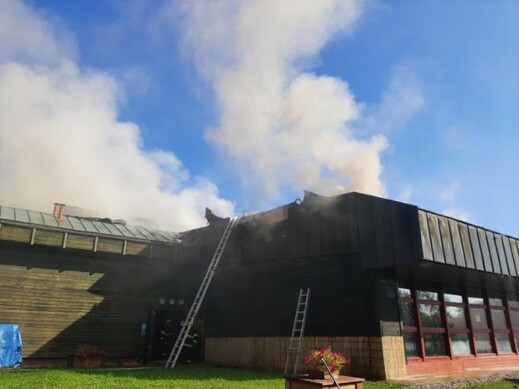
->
[[71, 355, 104, 368], [308, 369, 339, 380], [285, 375, 365, 389]]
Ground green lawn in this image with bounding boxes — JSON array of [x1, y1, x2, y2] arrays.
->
[[0, 365, 406, 389], [461, 379, 519, 389]]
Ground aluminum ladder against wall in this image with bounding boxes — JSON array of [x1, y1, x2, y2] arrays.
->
[[284, 287, 310, 376], [165, 217, 239, 368]]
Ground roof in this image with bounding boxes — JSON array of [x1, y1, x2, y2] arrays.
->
[[0, 205, 176, 243], [418, 208, 519, 276]]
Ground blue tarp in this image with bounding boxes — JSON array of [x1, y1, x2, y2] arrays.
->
[[0, 324, 22, 367]]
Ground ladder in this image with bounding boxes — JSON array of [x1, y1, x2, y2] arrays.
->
[[165, 217, 239, 368], [321, 358, 341, 388], [284, 287, 310, 376]]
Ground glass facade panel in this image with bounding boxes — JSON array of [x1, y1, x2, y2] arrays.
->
[[468, 296, 484, 304], [489, 297, 503, 306], [423, 333, 447, 356], [444, 293, 463, 303], [470, 308, 489, 329], [403, 332, 419, 358], [508, 300, 519, 308], [474, 333, 494, 354], [490, 309, 508, 329], [496, 333, 513, 353], [446, 306, 467, 328], [400, 302, 416, 327], [468, 288, 484, 305], [417, 290, 439, 300], [398, 287, 411, 298], [419, 304, 442, 327], [399, 280, 519, 361], [510, 311, 519, 329], [451, 333, 472, 355]]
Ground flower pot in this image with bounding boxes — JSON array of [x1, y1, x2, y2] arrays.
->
[[72, 355, 104, 368], [307, 369, 339, 380]]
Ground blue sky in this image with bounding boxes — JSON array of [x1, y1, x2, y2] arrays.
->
[[1, 0, 518, 235]]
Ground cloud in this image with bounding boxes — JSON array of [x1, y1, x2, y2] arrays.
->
[[175, 0, 388, 199], [396, 186, 413, 203], [438, 181, 472, 222], [442, 208, 472, 223], [438, 181, 460, 203], [363, 64, 424, 134], [0, 0, 234, 231], [0, 0, 77, 65]]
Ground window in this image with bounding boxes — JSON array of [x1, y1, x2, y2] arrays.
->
[[403, 333, 420, 358], [451, 333, 471, 355], [446, 306, 467, 328], [488, 292, 514, 354], [469, 307, 489, 329], [398, 285, 420, 358], [474, 333, 493, 353], [419, 304, 442, 327], [398, 280, 519, 360], [467, 289, 494, 354], [423, 333, 447, 356]]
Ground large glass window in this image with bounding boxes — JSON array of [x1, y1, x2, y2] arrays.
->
[[444, 293, 463, 303], [491, 310, 507, 329], [399, 280, 519, 360], [470, 308, 489, 329], [446, 306, 467, 328], [419, 304, 442, 327], [400, 302, 416, 327], [451, 333, 471, 355], [474, 333, 493, 354], [423, 333, 447, 356], [496, 333, 513, 353], [403, 332, 419, 358]]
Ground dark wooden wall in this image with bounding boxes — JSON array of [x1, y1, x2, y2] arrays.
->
[[200, 192, 423, 269], [0, 241, 202, 358], [203, 255, 383, 338], [172, 192, 418, 339]]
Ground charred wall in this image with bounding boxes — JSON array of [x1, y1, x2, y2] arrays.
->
[[184, 192, 417, 339]]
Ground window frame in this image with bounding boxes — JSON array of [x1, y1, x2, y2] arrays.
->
[[398, 280, 519, 361]]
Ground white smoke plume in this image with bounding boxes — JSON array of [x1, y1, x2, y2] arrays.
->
[[177, 0, 387, 198], [0, 0, 234, 231]]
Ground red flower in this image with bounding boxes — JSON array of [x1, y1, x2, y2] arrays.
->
[[302, 346, 349, 374]]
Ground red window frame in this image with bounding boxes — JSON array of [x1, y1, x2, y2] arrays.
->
[[398, 280, 519, 361]]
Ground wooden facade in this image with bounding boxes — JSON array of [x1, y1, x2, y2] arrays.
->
[[2, 192, 519, 379], [174, 191, 519, 379], [0, 211, 209, 360]]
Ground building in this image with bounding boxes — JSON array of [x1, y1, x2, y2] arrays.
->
[[1, 192, 519, 379], [0, 204, 201, 361]]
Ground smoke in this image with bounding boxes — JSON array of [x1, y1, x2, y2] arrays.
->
[[0, 0, 234, 231], [177, 0, 387, 198]]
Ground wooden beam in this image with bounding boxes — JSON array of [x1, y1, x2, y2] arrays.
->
[[62, 232, 68, 249], [30, 228, 36, 245]]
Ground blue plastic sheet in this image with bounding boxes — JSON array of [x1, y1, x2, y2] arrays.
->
[[0, 324, 23, 367]]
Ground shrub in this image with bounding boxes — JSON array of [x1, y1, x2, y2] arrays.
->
[[71, 344, 106, 359]]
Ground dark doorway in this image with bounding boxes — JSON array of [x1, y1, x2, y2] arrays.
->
[[146, 309, 204, 363]]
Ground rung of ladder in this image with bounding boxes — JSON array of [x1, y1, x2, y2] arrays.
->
[[284, 287, 311, 377], [165, 217, 238, 368]]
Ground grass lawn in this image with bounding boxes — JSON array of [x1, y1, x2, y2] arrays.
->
[[0, 365, 406, 389], [461, 379, 519, 389]]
